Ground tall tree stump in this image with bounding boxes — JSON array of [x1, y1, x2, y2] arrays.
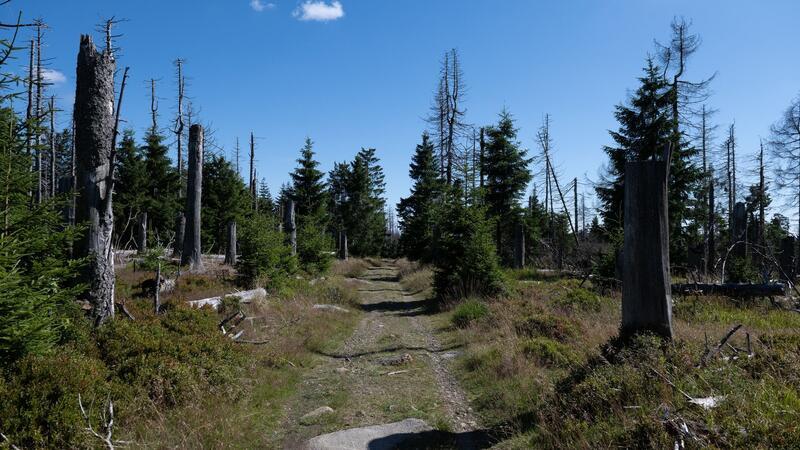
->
[[225, 221, 237, 266], [513, 222, 525, 269], [622, 160, 673, 340], [74, 35, 116, 325], [181, 124, 204, 271], [284, 199, 297, 256], [137, 211, 147, 253], [338, 231, 348, 260]]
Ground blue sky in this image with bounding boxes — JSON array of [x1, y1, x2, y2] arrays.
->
[[11, 0, 800, 221]]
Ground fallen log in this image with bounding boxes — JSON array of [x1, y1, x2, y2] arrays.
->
[[672, 283, 785, 298], [187, 288, 267, 310]]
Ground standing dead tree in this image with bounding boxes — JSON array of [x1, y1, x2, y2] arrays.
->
[[225, 220, 237, 266], [181, 124, 204, 271], [769, 95, 800, 276], [622, 145, 674, 340], [172, 59, 186, 257], [249, 131, 256, 209], [74, 33, 125, 325], [284, 199, 296, 256], [428, 49, 467, 185]]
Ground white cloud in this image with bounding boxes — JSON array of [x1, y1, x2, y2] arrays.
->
[[293, 1, 344, 22], [250, 0, 275, 12], [41, 68, 66, 85]]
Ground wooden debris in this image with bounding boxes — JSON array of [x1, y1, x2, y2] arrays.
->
[[700, 324, 743, 366], [187, 288, 267, 310], [672, 283, 785, 298]]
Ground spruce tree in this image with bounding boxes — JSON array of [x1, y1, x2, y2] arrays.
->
[[397, 133, 442, 262], [113, 130, 148, 246], [141, 129, 180, 242], [345, 148, 387, 256], [595, 58, 700, 260], [202, 155, 249, 253], [290, 138, 327, 220], [482, 109, 533, 263]]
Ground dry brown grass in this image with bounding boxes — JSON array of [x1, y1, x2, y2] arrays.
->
[[126, 275, 361, 448], [330, 258, 371, 278], [452, 275, 800, 448]]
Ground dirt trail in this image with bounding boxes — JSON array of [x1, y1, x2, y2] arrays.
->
[[280, 260, 485, 449]]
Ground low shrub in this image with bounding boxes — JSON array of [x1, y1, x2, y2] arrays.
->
[[514, 312, 580, 341], [236, 214, 297, 289], [330, 258, 370, 278], [452, 299, 490, 328], [521, 337, 580, 368], [553, 287, 606, 312]]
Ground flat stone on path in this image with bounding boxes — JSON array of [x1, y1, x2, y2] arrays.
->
[[305, 418, 433, 450]]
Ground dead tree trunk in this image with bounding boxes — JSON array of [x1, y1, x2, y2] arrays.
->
[[74, 34, 116, 325], [338, 231, 348, 260], [622, 159, 673, 340], [284, 199, 296, 256], [137, 211, 147, 253], [181, 124, 204, 271], [513, 222, 525, 269], [225, 220, 237, 266], [706, 171, 716, 276], [732, 202, 747, 259]]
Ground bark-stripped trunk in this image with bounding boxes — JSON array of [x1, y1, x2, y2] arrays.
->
[[338, 231, 348, 260], [74, 34, 116, 325], [181, 124, 204, 271], [513, 222, 525, 269], [284, 199, 296, 256], [49, 97, 56, 198], [225, 220, 237, 266], [137, 211, 147, 253]]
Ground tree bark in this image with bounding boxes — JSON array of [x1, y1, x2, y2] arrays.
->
[[225, 220, 237, 266], [284, 199, 296, 256], [338, 231, 348, 260], [622, 160, 673, 340], [137, 211, 147, 253], [74, 34, 116, 325], [181, 124, 204, 271], [513, 222, 525, 269]]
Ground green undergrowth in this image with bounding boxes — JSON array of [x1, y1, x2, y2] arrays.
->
[[0, 267, 361, 449], [452, 273, 800, 448]]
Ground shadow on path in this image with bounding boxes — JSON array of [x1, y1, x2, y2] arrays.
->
[[367, 429, 496, 449], [360, 299, 434, 315], [314, 344, 463, 360]]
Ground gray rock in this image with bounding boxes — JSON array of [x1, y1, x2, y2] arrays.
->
[[300, 406, 335, 424], [305, 418, 433, 450], [313, 304, 351, 313]]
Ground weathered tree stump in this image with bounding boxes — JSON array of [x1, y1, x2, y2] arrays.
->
[[181, 124, 204, 271], [225, 220, 237, 266], [622, 160, 673, 340], [284, 199, 297, 256], [338, 231, 348, 260], [137, 211, 147, 253], [732, 201, 747, 258], [513, 222, 525, 269], [74, 34, 116, 325]]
